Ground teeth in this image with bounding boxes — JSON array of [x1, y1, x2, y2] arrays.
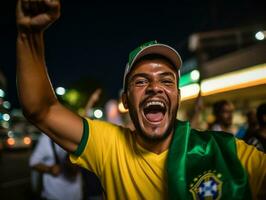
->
[[145, 101, 165, 108]]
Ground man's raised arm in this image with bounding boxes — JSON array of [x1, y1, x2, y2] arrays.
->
[[16, 0, 83, 152]]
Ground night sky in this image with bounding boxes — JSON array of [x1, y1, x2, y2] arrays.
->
[[1, 0, 266, 108]]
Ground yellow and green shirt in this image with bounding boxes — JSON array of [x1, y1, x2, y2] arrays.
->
[[70, 118, 266, 199]]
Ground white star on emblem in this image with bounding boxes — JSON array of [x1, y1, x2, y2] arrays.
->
[[199, 180, 218, 197]]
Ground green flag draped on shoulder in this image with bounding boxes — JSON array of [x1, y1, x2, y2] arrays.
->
[[167, 120, 252, 200]]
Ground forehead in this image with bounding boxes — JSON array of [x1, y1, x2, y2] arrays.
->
[[129, 58, 177, 77]]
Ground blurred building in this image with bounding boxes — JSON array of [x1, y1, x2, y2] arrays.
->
[[178, 27, 266, 130]]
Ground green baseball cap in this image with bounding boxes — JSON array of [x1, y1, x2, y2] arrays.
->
[[123, 40, 182, 91]]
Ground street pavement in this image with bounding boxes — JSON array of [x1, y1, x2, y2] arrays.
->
[[0, 149, 33, 200]]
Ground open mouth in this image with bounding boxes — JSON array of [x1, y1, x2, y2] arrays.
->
[[143, 101, 166, 123]]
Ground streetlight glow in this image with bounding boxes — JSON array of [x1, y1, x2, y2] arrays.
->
[[3, 101, 11, 109], [3, 113, 10, 121], [255, 31, 265, 41], [94, 109, 103, 119], [190, 70, 200, 81], [56, 87, 66, 96], [0, 89, 5, 98]]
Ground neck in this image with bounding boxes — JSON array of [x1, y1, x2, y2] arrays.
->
[[135, 130, 174, 154]]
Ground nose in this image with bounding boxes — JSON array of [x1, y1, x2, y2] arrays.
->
[[146, 81, 163, 94]]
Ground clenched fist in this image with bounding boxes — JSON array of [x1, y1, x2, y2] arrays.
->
[[16, 0, 60, 32]]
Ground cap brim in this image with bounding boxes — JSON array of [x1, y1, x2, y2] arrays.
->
[[130, 44, 182, 70]]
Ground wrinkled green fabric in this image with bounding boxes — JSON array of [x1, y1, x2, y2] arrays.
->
[[167, 120, 252, 200]]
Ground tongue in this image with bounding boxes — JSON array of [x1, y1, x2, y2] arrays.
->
[[145, 112, 164, 122]]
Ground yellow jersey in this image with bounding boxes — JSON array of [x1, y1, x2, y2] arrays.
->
[[70, 118, 266, 199]]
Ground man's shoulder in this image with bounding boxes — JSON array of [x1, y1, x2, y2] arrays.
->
[[86, 118, 132, 140], [236, 138, 265, 155], [86, 118, 123, 129]]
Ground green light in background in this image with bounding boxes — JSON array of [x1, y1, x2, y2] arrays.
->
[[180, 73, 191, 87], [64, 89, 80, 105], [179, 70, 200, 87]]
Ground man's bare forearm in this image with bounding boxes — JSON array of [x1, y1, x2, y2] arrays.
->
[[15, 0, 83, 153], [16, 31, 83, 152], [32, 163, 61, 176], [16, 31, 58, 122]]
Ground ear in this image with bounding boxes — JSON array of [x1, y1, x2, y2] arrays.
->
[[122, 92, 128, 109]]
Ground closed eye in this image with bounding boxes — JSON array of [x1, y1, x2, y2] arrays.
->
[[135, 79, 148, 86], [161, 79, 175, 86]]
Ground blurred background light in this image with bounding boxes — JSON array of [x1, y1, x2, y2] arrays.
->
[[3, 113, 10, 121], [179, 63, 266, 101], [255, 31, 265, 40], [55, 87, 66, 96], [64, 89, 80, 105], [23, 136, 32, 145], [201, 64, 266, 96], [7, 138, 15, 146], [0, 89, 5, 98], [180, 69, 200, 87], [2, 122, 9, 128], [190, 70, 200, 81], [3, 101, 11, 109], [94, 109, 103, 119], [118, 101, 128, 113], [8, 131, 14, 137], [180, 83, 200, 101], [179, 73, 192, 87]]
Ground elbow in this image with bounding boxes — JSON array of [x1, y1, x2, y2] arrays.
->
[[21, 100, 57, 124], [22, 108, 47, 124]]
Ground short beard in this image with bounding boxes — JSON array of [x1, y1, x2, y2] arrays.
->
[[127, 100, 178, 143], [138, 117, 175, 143]]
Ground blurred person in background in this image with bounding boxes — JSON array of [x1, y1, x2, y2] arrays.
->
[[16, 0, 266, 199], [236, 110, 258, 139], [189, 95, 206, 130], [243, 103, 266, 152], [105, 99, 123, 125], [30, 134, 83, 200], [83, 88, 102, 118], [210, 99, 237, 134]]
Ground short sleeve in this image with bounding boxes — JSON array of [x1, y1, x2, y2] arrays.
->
[[236, 139, 266, 199], [70, 118, 125, 177]]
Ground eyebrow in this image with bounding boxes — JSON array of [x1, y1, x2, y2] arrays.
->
[[158, 72, 176, 78], [129, 72, 176, 82], [128, 73, 150, 82]]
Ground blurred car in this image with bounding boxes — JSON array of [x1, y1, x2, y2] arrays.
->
[[3, 130, 32, 150], [27, 124, 42, 148], [28, 130, 41, 148]]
